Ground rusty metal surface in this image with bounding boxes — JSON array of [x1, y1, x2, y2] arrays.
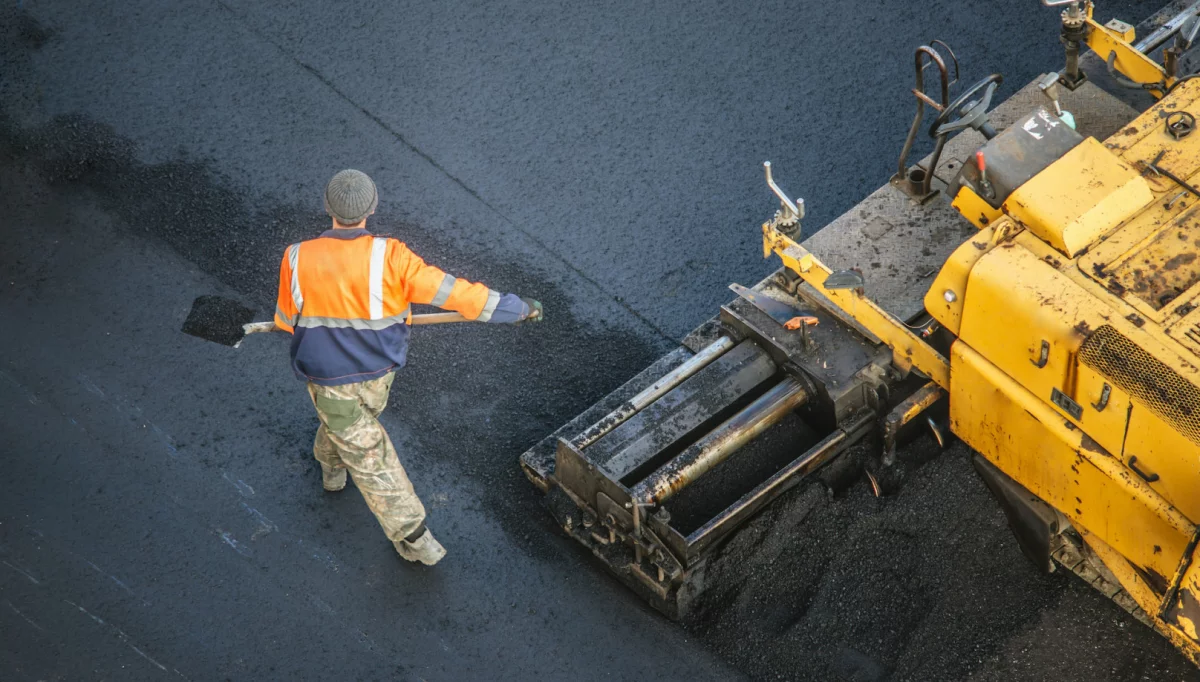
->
[[882, 381, 945, 466], [1108, 209, 1200, 310]]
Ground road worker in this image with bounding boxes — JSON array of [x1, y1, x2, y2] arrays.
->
[[274, 169, 542, 566]]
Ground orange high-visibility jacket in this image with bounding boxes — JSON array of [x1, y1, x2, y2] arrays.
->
[[275, 228, 528, 385]]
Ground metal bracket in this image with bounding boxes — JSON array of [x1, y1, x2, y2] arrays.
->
[[881, 381, 945, 466], [1166, 111, 1196, 140], [1037, 72, 1065, 117], [824, 269, 866, 293], [1092, 382, 1111, 411], [1128, 455, 1160, 483], [1032, 340, 1051, 368]]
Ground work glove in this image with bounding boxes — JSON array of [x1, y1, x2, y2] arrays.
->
[[519, 297, 544, 323]]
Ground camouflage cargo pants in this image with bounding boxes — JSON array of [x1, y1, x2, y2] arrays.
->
[[307, 372, 427, 541]]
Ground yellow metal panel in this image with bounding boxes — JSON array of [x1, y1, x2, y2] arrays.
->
[[1107, 103, 1200, 195], [950, 186, 1003, 230], [1084, 15, 1169, 93], [958, 243, 1165, 458], [1124, 404, 1200, 523], [1079, 198, 1200, 324], [1072, 360, 1134, 464], [960, 244, 1094, 411], [1080, 529, 1200, 664], [1108, 218, 1200, 311], [1080, 523, 1162, 614], [923, 223, 1000, 336], [1104, 79, 1200, 155], [1071, 78, 1200, 329], [1169, 304, 1200, 356], [1163, 543, 1200, 656], [950, 341, 1190, 585], [1005, 137, 1154, 257]]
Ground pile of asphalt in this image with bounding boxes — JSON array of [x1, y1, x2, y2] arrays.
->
[[686, 437, 1197, 680]]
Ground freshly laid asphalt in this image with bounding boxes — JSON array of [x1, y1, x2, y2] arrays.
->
[[1, 1, 1194, 680]]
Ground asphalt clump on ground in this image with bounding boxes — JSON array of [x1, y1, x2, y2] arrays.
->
[[687, 438, 1199, 681]]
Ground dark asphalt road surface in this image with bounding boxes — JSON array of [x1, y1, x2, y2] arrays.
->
[[1, 1, 1191, 680]]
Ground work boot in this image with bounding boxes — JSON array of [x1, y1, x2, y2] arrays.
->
[[321, 464, 347, 492], [394, 527, 446, 566]]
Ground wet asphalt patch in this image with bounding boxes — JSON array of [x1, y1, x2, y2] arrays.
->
[[0, 106, 670, 566]]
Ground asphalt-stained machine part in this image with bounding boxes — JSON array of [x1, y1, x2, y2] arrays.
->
[[630, 377, 811, 506], [729, 283, 814, 325], [533, 278, 904, 617]]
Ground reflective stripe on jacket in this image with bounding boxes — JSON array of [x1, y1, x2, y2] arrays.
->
[[275, 228, 528, 385]]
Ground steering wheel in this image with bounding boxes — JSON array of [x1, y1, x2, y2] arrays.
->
[[930, 73, 1004, 140]]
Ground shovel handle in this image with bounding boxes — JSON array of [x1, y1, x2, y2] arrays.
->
[[243, 321, 278, 335], [409, 312, 469, 325], [242, 312, 472, 336]]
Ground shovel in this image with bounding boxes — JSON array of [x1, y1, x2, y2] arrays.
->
[[181, 295, 477, 348]]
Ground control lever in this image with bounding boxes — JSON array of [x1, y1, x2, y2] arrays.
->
[[1037, 72, 1076, 128], [764, 161, 805, 232], [975, 151, 995, 201]]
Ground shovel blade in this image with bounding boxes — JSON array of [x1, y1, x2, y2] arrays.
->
[[181, 295, 256, 346]]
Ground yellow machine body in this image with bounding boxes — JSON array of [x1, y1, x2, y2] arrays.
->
[[766, 79, 1200, 664], [940, 81, 1200, 658]]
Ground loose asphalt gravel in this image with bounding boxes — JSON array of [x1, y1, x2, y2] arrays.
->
[[3, 1, 1199, 680]]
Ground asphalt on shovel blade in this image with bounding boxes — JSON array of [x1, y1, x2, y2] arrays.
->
[[182, 295, 256, 346]]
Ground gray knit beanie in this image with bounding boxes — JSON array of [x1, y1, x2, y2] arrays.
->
[[324, 169, 379, 225]]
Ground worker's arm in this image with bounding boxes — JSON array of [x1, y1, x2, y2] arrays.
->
[[274, 249, 298, 334], [391, 242, 537, 323]]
